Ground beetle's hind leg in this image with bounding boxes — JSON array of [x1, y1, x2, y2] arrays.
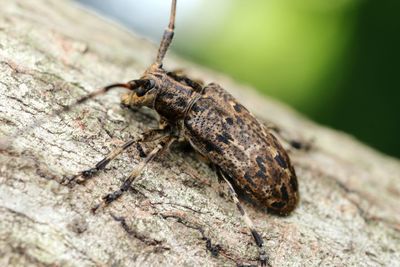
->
[[92, 135, 176, 213], [216, 168, 269, 267], [62, 128, 171, 186], [264, 122, 312, 151]]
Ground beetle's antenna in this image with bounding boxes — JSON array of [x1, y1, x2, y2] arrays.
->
[[0, 81, 147, 149], [155, 0, 177, 66]]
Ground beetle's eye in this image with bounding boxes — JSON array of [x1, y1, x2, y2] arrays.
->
[[136, 79, 155, 97], [146, 79, 155, 90]]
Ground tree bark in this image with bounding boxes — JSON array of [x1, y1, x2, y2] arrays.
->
[[0, 0, 399, 266]]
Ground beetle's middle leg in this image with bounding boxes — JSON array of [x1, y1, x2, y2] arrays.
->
[[92, 135, 176, 213], [216, 167, 269, 267], [62, 128, 171, 186], [167, 70, 204, 93]]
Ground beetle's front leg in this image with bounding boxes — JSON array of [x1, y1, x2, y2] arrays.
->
[[61, 128, 171, 186]]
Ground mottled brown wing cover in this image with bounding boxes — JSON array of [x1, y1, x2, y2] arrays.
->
[[183, 83, 299, 215]]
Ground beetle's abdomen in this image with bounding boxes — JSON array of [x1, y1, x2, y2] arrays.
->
[[183, 83, 299, 215]]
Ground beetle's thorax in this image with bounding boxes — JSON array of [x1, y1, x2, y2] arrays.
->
[[135, 65, 199, 122], [122, 65, 199, 123]]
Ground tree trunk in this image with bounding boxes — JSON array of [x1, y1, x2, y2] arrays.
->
[[0, 0, 399, 266]]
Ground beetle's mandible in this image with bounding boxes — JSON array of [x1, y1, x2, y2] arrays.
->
[[9, 0, 300, 266]]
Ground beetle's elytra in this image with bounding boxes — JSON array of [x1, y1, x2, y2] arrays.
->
[[9, 0, 299, 265], [121, 71, 299, 216]]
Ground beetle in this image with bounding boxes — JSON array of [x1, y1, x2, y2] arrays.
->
[[7, 0, 300, 265]]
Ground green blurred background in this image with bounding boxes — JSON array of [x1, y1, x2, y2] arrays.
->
[[77, 0, 400, 158]]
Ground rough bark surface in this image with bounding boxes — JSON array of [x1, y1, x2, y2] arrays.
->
[[0, 1, 399, 266]]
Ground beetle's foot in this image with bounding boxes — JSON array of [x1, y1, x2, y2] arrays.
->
[[61, 168, 98, 187], [259, 246, 271, 267], [91, 188, 125, 214], [289, 137, 313, 151]]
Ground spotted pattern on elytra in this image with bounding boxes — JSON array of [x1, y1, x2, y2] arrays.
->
[[183, 83, 299, 215]]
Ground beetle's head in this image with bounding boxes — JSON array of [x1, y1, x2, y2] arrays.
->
[[121, 65, 167, 109], [121, 78, 156, 109], [122, 0, 177, 110]]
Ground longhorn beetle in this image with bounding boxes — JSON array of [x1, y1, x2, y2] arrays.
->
[[8, 0, 300, 266]]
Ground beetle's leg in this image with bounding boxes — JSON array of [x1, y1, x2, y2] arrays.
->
[[216, 168, 269, 267], [208, 163, 228, 198], [2, 80, 154, 148], [62, 128, 171, 186], [264, 122, 311, 151], [167, 70, 204, 93], [92, 135, 176, 213]]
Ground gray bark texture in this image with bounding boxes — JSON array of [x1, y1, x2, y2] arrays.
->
[[0, 0, 399, 266]]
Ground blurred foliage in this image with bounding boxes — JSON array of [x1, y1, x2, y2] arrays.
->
[[76, 0, 399, 157], [175, 0, 400, 158]]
